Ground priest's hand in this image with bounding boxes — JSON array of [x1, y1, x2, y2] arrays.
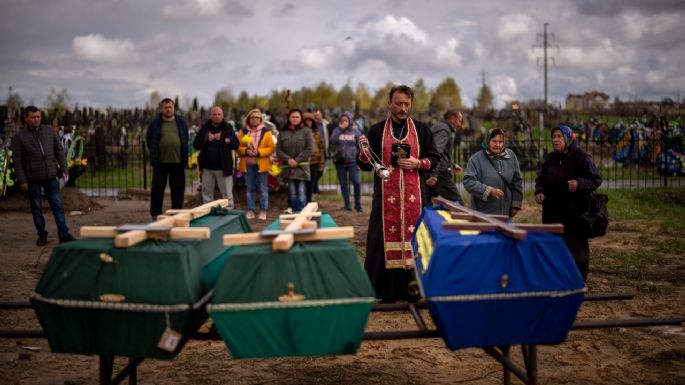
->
[[398, 156, 419, 170]]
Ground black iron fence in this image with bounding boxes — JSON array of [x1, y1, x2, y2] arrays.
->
[[60, 131, 683, 198]]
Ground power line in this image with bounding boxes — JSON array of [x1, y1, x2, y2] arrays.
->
[[532, 22, 559, 112]]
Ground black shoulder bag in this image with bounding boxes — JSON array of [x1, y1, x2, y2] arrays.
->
[[581, 193, 609, 238]]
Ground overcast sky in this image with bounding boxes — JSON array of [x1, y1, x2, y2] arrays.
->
[[1, 0, 683, 110]]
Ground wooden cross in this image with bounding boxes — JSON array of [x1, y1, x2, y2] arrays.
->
[[223, 202, 355, 252], [78, 199, 229, 248], [432, 197, 563, 240]]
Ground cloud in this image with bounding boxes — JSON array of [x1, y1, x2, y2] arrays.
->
[[72, 34, 140, 64], [161, 0, 252, 20], [572, 0, 684, 16], [362, 15, 429, 44], [274, 2, 296, 17], [491, 76, 518, 106], [292, 15, 463, 79]]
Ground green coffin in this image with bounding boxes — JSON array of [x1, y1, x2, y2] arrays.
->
[[31, 211, 251, 359], [208, 214, 375, 359]]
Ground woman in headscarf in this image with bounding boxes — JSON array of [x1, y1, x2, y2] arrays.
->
[[237, 108, 275, 220], [463, 128, 523, 216], [535, 124, 602, 280], [276, 109, 313, 212]]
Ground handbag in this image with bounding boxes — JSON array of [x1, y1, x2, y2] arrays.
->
[[581, 193, 609, 238]]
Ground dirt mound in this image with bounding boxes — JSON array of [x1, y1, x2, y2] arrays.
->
[[0, 187, 102, 213]]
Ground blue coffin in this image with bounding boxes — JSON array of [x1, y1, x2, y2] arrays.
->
[[411, 207, 585, 350]]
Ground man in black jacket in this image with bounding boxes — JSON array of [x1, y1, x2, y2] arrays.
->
[[12, 106, 76, 246], [425, 109, 464, 205], [146, 98, 189, 219], [192, 106, 239, 206]]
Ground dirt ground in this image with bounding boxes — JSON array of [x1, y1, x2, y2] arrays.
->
[[0, 187, 683, 385]]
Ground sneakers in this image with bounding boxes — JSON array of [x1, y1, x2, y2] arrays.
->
[[258, 212, 267, 221], [59, 234, 77, 244], [36, 234, 47, 247], [246, 211, 255, 219]]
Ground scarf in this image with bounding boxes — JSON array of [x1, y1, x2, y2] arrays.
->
[[481, 128, 510, 159], [554, 124, 578, 152]]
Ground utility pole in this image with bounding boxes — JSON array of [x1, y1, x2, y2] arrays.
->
[[533, 22, 558, 153]]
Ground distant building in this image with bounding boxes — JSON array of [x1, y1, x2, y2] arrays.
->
[[565, 91, 611, 112]]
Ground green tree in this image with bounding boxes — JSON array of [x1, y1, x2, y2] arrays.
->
[[253, 95, 269, 111], [429, 77, 462, 113], [213, 88, 234, 114], [337, 83, 356, 112], [412, 78, 431, 115], [6, 90, 23, 110], [174, 96, 180, 111], [371, 82, 396, 111], [268, 89, 289, 115], [147, 90, 161, 110], [192, 97, 199, 111], [355, 83, 372, 111], [46, 88, 70, 119], [475, 84, 494, 113], [236, 90, 252, 112], [312, 81, 337, 110]]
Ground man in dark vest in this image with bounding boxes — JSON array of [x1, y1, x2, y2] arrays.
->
[[146, 98, 189, 219]]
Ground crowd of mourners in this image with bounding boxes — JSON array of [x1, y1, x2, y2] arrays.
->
[[7, 85, 607, 303]]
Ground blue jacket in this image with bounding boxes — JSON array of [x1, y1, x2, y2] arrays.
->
[[146, 114, 189, 166]]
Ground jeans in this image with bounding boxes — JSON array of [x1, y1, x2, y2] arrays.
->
[[335, 163, 361, 210], [288, 179, 307, 212], [150, 162, 185, 218], [27, 178, 70, 240], [246, 164, 268, 212]]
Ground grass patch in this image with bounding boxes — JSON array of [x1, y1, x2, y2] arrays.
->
[[592, 248, 669, 292], [602, 187, 685, 226]]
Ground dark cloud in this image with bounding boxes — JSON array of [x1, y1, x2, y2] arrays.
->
[[274, 2, 296, 17], [572, 0, 685, 16]]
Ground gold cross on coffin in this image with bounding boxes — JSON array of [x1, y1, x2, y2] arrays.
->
[[432, 197, 564, 240], [78, 199, 229, 248]]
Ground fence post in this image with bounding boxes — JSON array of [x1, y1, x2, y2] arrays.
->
[[662, 128, 668, 188], [142, 140, 148, 190]]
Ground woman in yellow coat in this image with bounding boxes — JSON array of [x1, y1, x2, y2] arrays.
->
[[237, 108, 275, 220]]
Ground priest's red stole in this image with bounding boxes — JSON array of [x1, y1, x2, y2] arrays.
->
[[381, 117, 422, 269]]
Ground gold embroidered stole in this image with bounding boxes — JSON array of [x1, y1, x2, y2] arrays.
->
[[381, 117, 422, 269]]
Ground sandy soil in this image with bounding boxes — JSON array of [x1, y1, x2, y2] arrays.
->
[[0, 187, 683, 385]]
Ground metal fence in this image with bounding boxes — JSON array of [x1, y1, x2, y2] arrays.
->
[[68, 132, 683, 197]]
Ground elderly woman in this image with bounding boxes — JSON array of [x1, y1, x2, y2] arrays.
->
[[535, 125, 602, 280], [237, 108, 275, 220], [463, 128, 523, 217]]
